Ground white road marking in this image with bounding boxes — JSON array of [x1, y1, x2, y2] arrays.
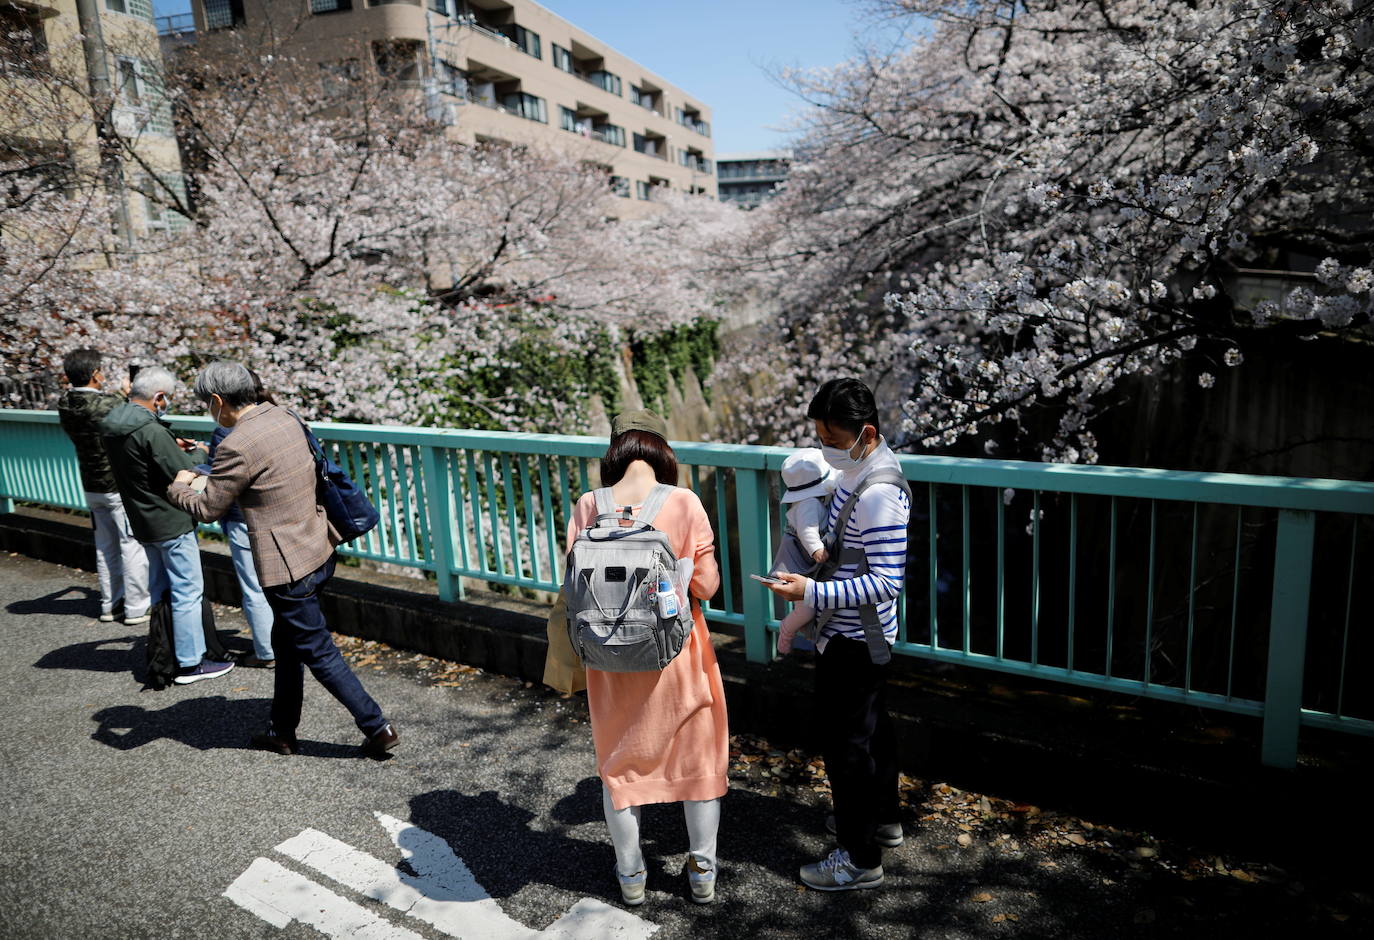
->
[[541, 897, 659, 940], [229, 814, 658, 939], [375, 813, 655, 940], [223, 856, 423, 940], [276, 826, 537, 939]]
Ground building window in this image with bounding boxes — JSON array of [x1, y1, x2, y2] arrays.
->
[[587, 69, 620, 96], [320, 59, 360, 96], [609, 175, 629, 198], [630, 84, 659, 112], [503, 24, 540, 59], [675, 106, 710, 137], [311, 0, 352, 14], [428, 0, 448, 13], [559, 106, 584, 134], [635, 180, 651, 201], [202, 0, 245, 29], [116, 58, 143, 107], [594, 123, 625, 147], [373, 40, 423, 82], [501, 91, 546, 123], [105, 0, 154, 17], [0, 6, 49, 70], [551, 44, 572, 73]]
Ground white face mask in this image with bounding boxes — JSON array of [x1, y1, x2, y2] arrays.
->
[[210, 398, 225, 428], [820, 429, 874, 473]]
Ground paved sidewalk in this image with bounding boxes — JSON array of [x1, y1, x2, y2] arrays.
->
[[0, 551, 1366, 939]]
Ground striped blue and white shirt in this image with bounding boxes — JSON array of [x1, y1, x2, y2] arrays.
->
[[804, 440, 910, 651]]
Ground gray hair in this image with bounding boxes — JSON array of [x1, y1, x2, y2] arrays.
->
[[129, 366, 177, 401], [193, 360, 256, 408]]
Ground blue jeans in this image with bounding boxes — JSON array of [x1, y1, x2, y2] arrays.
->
[[143, 531, 206, 668], [265, 555, 386, 740], [224, 520, 275, 660]]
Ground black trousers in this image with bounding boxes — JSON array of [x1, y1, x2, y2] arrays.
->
[[264, 555, 387, 740], [816, 635, 900, 869]]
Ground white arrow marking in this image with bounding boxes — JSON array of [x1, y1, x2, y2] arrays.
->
[[541, 897, 658, 940], [373, 813, 655, 940], [223, 856, 423, 940], [276, 826, 537, 939]]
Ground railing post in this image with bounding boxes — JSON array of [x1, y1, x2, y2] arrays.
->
[[418, 445, 461, 603], [734, 465, 772, 663], [1261, 508, 1315, 768]]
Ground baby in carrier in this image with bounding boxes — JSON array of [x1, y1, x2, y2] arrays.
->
[[771, 448, 839, 653]]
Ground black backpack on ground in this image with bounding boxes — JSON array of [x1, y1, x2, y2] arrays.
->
[[143, 591, 231, 690]]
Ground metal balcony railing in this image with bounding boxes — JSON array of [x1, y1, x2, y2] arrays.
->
[[3, 408, 1372, 768], [155, 13, 195, 36]]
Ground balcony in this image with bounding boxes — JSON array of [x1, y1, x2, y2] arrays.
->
[[632, 132, 667, 161], [456, 13, 541, 59], [155, 12, 194, 36], [675, 107, 710, 137], [680, 152, 712, 175]]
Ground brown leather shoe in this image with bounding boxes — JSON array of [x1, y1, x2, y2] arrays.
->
[[250, 732, 297, 755], [240, 655, 275, 669], [361, 722, 399, 758]]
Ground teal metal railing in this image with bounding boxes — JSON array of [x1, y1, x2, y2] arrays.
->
[[2, 408, 1372, 768]]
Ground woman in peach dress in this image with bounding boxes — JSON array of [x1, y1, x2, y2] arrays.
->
[[565, 410, 728, 906]]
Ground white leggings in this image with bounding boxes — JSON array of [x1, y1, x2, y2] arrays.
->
[[602, 784, 720, 876]]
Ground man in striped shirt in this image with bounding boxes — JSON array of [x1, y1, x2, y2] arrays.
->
[[768, 378, 910, 891]]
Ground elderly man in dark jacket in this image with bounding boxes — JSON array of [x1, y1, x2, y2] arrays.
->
[[100, 366, 235, 685], [56, 349, 149, 625]]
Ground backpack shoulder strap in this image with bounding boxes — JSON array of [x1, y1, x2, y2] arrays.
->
[[635, 484, 676, 528], [592, 487, 618, 519]]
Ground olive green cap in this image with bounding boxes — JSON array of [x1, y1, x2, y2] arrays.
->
[[611, 408, 668, 441]]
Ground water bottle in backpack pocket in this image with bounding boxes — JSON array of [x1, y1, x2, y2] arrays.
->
[[563, 484, 694, 672]]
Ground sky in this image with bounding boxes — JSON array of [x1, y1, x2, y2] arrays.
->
[[150, 0, 909, 155]]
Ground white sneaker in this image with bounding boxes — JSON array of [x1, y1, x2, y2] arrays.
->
[[124, 612, 150, 626], [686, 855, 715, 904], [99, 612, 117, 623], [615, 866, 646, 906], [799, 848, 884, 892]]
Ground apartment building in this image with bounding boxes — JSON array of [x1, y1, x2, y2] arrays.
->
[[2, 0, 185, 242], [175, 0, 716, 213], [716, 150, 789, 209]]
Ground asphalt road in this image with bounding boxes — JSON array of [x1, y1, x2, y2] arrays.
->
[[0, 551, 1366, 939]]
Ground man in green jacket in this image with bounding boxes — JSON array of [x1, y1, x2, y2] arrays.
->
[[100, 366, 234, 685], [56, 349, 149, 625]]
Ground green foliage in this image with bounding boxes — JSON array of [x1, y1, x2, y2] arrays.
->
[[430, 307, 621, 433], [629, 319, 721, 412]]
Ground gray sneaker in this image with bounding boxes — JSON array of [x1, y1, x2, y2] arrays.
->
[[799, 848, 883, 892], [686, 855, 715, 904], [826, 814, 904, 847], [615, 866, 647, 906]]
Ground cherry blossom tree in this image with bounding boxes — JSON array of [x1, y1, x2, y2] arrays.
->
[[3, 27, 750, 430], [720, 0, 1373, 460]]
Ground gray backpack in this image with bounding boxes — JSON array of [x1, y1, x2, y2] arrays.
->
[[563, 484, 693, 673]]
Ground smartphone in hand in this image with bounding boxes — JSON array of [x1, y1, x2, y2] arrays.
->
[[750, 573, 785, 586]]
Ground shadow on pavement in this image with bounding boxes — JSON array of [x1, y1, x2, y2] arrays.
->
[[7, 584, 101, 619], [88, 694, 358, 758], [36, 630, 251, 683], [409, 788, 612, 900], [35, 634, 142, 673]]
